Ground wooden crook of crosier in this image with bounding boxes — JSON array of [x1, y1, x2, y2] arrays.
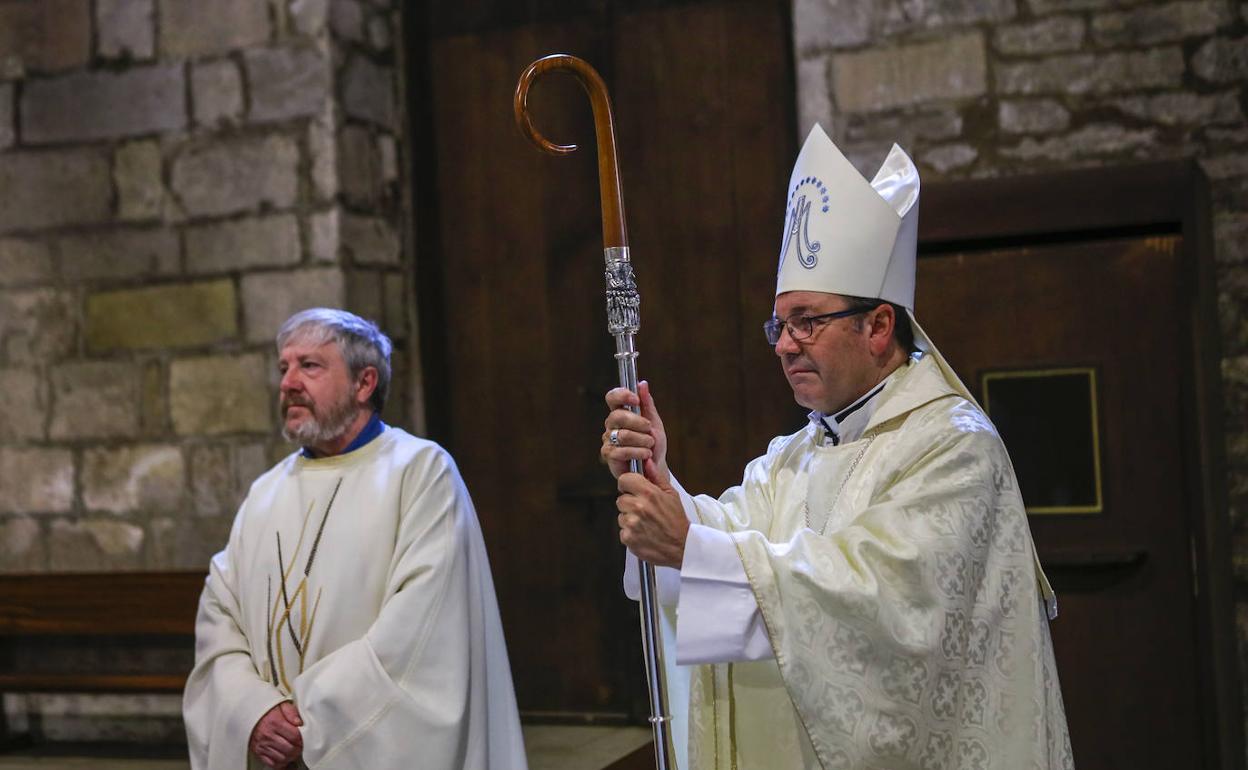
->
[[514, 54, 629, 250]]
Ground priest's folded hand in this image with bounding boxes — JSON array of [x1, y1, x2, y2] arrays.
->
[[602, 380, 670, 481], [616, 458, 689, 568], [249, 701, 303, 769]]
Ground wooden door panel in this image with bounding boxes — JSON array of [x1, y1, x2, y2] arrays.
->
[[433, 20, 627, 714], [429, 2, 795, 718], [614, 2, 799, 497], [917, 235, 1201, 769]]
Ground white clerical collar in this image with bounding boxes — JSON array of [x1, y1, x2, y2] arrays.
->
[[809, 363, 907, 446]]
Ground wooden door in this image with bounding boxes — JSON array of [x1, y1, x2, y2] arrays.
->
[[420, 0, 797, 719], [915, 227, 1216, 766]]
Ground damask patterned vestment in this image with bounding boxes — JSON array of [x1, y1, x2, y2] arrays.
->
[[663, 354, 1074, 770]]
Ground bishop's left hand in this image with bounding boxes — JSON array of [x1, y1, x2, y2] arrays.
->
[[616, 457, 689, 568]]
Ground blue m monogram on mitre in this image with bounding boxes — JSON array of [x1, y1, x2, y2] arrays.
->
[[778, 176, 829, 271]]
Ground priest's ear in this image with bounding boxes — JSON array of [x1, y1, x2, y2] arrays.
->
[[354, 366, 379, 407]]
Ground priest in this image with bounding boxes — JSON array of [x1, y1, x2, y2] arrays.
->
[[602, 126, 1073, 769], [184, 308, 527, 770]]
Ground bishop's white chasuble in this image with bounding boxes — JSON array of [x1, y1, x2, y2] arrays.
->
[[656, 355, 1073, 769], [183, 428, 527, 770]]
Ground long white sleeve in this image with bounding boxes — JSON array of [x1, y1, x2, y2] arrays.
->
[[183, 516, 291, 770], [674, 524, 773, 664], [292, 450, 526, 770], [620, 477, 772, 664]]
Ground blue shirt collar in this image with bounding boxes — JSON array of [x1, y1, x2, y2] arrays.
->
[[301, 412, 386, 458]]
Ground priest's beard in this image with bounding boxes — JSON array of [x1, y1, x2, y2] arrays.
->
[[281, 390, 361, 447]]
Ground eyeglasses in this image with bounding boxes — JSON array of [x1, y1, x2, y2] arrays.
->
[[763, 306, 874, 345]]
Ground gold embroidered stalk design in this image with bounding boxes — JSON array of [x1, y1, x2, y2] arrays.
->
[[267, 478, 342, 693]]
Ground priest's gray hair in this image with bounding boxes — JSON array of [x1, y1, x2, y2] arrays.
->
[[276, 308, 393, 412]]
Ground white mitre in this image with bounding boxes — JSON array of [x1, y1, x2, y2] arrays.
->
[[776, 124, 975, 404]]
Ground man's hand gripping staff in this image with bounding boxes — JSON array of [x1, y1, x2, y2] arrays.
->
[[602, 381, 688, 568]]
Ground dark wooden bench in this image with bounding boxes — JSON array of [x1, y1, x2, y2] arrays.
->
[[0, 571, 206, 694], [0, 571, 662, 767]]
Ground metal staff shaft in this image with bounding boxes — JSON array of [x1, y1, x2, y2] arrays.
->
[[605, 246, 673, 769], [516, 55, 674, 770]]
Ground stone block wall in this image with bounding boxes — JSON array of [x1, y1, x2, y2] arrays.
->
[[0, 0, 408, 579], [794, 0, 1246, 753], [797, 0, 1245, 177]]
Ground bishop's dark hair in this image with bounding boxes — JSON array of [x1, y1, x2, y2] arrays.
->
[[841, 295, 917, 354]]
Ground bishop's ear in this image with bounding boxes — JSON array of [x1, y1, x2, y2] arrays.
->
[[867, 304, 897, 355]]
